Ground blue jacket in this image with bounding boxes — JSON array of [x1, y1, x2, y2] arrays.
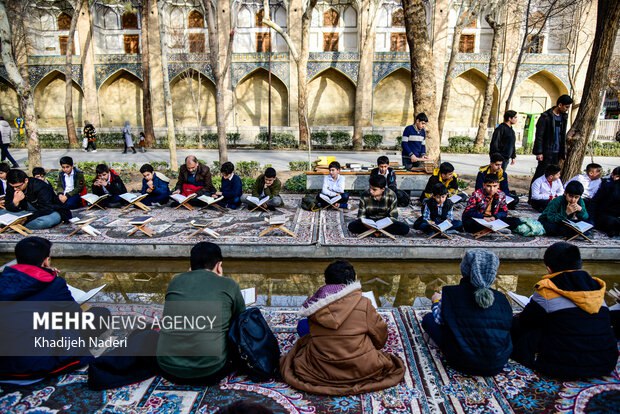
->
[[401, 125, 426, 158], [141, 173, 170, 198], [0, 265, 92, 380], [221, 174, 242, 201], [440, 279, 513, 376]]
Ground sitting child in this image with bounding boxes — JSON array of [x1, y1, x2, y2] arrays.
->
[[55, 156, 86, 209], [565, 162, 602, 211], [592, 166, 620, 237], [0, 163, 8, 200], [462, 173, 520, 233], [92, 164, 127, 208], [315, 161, 349, 209], [280, 260, 405, 395], [241, 167, 283, 210], [422, 250, 513, 376], [370, 156, 410, 207], [530, 164, 563, 212], [413, 183, 462, 234], [139, 163, 171, 206], [538, 180, 589, 237], [420, 162, 466, 203], [215, 161, 242, 209], [32, 167, 53, 188], [475, 153, 518, 209], [347, 175, 410, 236]]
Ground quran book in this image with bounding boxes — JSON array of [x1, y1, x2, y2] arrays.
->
[[268, 216, 287, 225], [128, 216, 153, 225], [0, 212, 31, 226], [190, 220, 220, 238], [197, 195, 224, 205], [361, 217, 393, 230], [507, 291, 530, 308], [430, 220, 452, 232], [81, 193, 109, 205], [319, 194, 342, 204], [448, 195, 462, 203], [505, 195, 515, 204], [241, 287, 256, 305], [170, 193, 197, 204], [562, 220, 593, 233], [67, 283, 107, 305], [120, 193, 148, 203], [362, 291, 378, 308], [607, 287, 619, 302], [473, 218, 509, 231], [247, 196, 270, 206]]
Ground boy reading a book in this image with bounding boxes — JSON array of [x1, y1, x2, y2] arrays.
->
[[56, 156, 86, 209], [529, 164, 563, 212], [475, 153, 518, 209], [538, 180, 589, 237], [215, 161, 242, 209], [347, 175, 410, 236], [315, 161, 349, 209], [241, 167, 283, 210], [462, 173, 519, 234], [92, 164, 127, 208], [370, 156, 410, 207], [413, 183, 462, 234], [140, 163, 171, 206], [420, 162, 465, 202], [565, 163, 602, 211]]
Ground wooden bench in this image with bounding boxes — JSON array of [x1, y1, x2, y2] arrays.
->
[[305, 171, 431, 197]]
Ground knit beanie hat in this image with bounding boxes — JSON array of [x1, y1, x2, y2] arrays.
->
[[460, 249, 499, 309]]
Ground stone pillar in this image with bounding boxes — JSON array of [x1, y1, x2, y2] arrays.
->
[[77, 0, 100, 127], [148, 0, 166, 128]]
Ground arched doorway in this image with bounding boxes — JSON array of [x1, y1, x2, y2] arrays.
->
[[373, 68, 413, 126], [307, 68, 355, 126], [234, 69, 288, 126], [170, 70, 216, 127], [445, 69, 499, 129], [34, 71, 84, 127], [98, 70, 143, 127]]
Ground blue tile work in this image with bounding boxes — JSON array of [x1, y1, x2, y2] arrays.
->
[[515, 64, 569, 92], [28, 65, 84, 89], [231, 61, 289, 88], [95, 63, 142, 88], [373, 61, 411, 86], [168, 63, 214, 84], [307, 61, 358, 84]]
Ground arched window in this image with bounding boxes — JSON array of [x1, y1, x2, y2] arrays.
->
[[377, 6, 389, 28], [343, 7, 356, 28], [238, 7, 252, 28], [103, 9, 119, 29], [188, 10, 204, 28], [255, 9, 265, 27], [323, 8, 339, 27], [57, 12, 71, 31], [391, 8, 404, 27], [121, 12, 138, 29]]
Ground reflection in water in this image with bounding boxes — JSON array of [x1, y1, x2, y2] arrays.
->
[[49, 258, 620, 308]]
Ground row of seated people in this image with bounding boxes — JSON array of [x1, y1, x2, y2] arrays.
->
[[0, 238, 617, 392]]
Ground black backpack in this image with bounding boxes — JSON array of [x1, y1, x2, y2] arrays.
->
[[228, 307, 280, 381]]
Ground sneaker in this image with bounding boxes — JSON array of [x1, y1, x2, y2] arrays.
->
[[92, 150, 97, 153], [82, 149, 88, 152]]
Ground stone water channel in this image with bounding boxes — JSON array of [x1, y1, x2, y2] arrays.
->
[[5, 256, 618, 308]]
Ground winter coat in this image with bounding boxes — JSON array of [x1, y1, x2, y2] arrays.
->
[[140, 172, 170, 198], [92, 169, 127, 196], [5, 176, 72, 223], [475, 165, 510, 194], [56, 167, 86, 197], [122, 125, 134, 147], [174, 163, 217, 196], [252, 174, 282, 199], [280, 281, 405, 395], [533, 108, 568, 158], [489, 122, 516, 161], [0, 120, 13, 144], [370, 167, 398, 193], [462, 188, 508, 220], [421, 168, 459, 200]]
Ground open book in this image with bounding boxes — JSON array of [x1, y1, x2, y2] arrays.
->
[[120, 193, 148, 204], [0, 212, 31, 226], [607, 287, 620, 302], [319, 194, 341, 205], [82, 193, 109, 205], [268, 216, 287, 225], [197, 195, 224, 205], [448, 194, 462, 203], [128, 216, 153, 225], [505, 195, 515, 204], [562, 220, 593, 233], [170, 193, 197, 204], [473, 218, 509, 232], [68, 217, 101, 236], [362, 291, 378, 308], [190, 220, 220, 238], [429, 220, 452, 233], [247, 196, 269, 206], [67, 283, 107, 305], [361, 217, 393, 230], [241, 287, 256, 306], [506, 291, 530, 308]]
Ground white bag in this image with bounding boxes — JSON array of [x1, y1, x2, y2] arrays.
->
[[82, 138, 88, 148]]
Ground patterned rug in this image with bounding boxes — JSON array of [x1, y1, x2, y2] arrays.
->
[[0, 305, 617, 414]]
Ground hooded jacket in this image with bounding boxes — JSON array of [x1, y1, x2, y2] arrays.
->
[[92, 169, 127, 197], [533, 107, 568, 158], [280, 281, 404, 395], [512, 270, 617, 378], [5, 176, 72, 223], [421, 168, 459, 200]]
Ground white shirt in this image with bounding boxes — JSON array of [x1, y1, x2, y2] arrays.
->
[[63, 169, 75, 194], [566, 173, 601, 199], [321, 174, 345, 197], [1, 178, 6, 194], [531, 175, 564, 200]]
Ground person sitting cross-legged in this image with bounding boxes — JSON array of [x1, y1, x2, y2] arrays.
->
[[529, 164, 563, 213], [370, 155, 410, 207], [215, 161, 243, 209], [413, 183, 462, 234], [347, 174, 410, 236], [475, 153, 519, 209], [172, 155, 217, 200], [315, 161, 349, 209], [591, 166, 620, 237], [462, 173, 520, 234], [92, 164, 127, 208], [241, 167, 284, 210], [56, 156, 86, 210], [538, 180, 589, 237], [140, 163, 171, 206], [564, 162, 602, 212]]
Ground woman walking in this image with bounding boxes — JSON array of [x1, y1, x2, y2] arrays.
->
[[122, 121, 136, 154]]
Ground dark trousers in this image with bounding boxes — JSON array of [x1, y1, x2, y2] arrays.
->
[[395, 189, 411, 207], [402, 156, 423, 170], [501, 159, 509, 172], [422, 313, 444, 347], [64, 194, 83, 210], [510, 316, 541, 370], [143, 193, 169, 206], [1, 143, 17, 166], [413, 217, 463, 234], [85, 141, 97, 151], [315, 192, 350, 208], [347, 218, 410, 236], [217, 196, 241, 209], [463, 216, 521, 233], [595, 213, 620, 237], [530, 198, 551, 213], [159, 358, 234, 386], [539, 218, 591, 238], [532, 152, 560, 181]]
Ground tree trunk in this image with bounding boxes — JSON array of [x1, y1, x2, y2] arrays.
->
[[0, 0, 41, 171], [562, 0, 620, 180], [474, 15, 503, 148], [215, 76, 229, 162], [156, 0, 177, 171], [437, 25, 463, 139], [353, 0, 376, 151], [402, 0, 440, 161], [64, 0, 81, 148], [297, 58, 310, 149], [141, 0, 155, 147]]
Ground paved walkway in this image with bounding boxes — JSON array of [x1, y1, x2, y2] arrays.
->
[[8, 148, 620, 176]]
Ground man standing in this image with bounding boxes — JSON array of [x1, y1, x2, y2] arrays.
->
[[0, 116, 18, 168], [532, 95, 573, 180], [401, 113, 429, 169], [489, 110, 518, 171]]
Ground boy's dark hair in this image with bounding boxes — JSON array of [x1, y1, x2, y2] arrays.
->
[[439, 162, 454, 175], [139, 164, 154, 174], [432, 182, 448, 196], [490, 153, 505, 163], [557, 95, 573, 106], [324, 259, 356, 285], [544, 242, 582, 272], [7, 169, 27, 184], [503, 110, 517, 122], [585, 163, 602, 173], [32, 167, 46, 176], [95, 164, 110, 176], [15, 237, 52, 266], [369, 174, 386, 189], [415, 112, 429, 123], [0, 163, 12, 173], [613, 166, 620, 177], [217, 401, 274, 414], [264, 167, 277, 178], [483, 173, 499, 184], [220, 161, 235, 175], [59, 156, 74, 166], [190, 242, 223, 271], [544, 164, 561, 177], [565, 180, 584, 196], [328, 161, 341, 170], [377, 155, 390, 166]]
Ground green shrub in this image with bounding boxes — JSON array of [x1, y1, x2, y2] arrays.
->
[[236, 161, 262, 177], [289, 161, 310, 171], [202, 133, 241, 149], [395, 136, 402, 150], [330, 131, 351, 149], [311, 131, 329, 146], [283, 174, 307, 192], [256, 132, 297, 149], [448, 136, 474, 146], [457, 178, 469, 190], [76, 161, 99, 174], [363, 134, 383, 149], [241, 177, 256, 192], [212, 176, 222, 189], [149, 161, 171, 173]]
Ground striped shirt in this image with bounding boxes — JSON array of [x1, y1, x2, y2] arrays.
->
[[357, 188, 399, 220]]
